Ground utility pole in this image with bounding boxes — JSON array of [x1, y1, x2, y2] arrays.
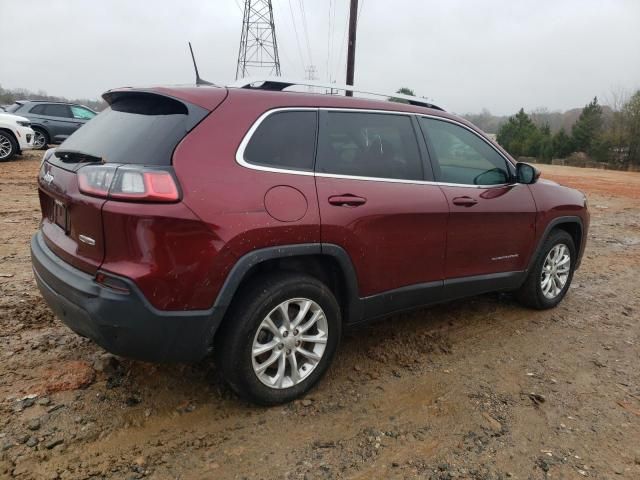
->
[[345, 0, 358, 96], [236, 0, 281, 79]]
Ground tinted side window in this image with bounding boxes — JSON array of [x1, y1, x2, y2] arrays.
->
[[317, 112, 423, 181], [244, 111, 317, 171], [43, 104, 72, 118], [29, 104, 47, 114], [420, 118, 511, 185]]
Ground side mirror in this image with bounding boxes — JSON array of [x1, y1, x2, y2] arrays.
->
[[516, 162, 540, 184]]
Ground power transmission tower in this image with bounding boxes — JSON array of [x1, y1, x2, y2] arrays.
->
[[236, 0, 282, 79], [305, 65, 317, 92]]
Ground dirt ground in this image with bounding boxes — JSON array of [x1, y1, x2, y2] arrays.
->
[[1, 151, 639, 480]]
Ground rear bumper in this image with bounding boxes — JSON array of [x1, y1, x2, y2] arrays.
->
[[31, 231, 221, 362]]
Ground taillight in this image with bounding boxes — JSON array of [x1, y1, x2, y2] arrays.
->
[[77, 165, 180, 202]]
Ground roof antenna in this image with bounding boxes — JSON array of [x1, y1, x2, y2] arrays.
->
[[188, 42, 214, 86]]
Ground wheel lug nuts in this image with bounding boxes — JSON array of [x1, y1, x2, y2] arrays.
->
[[286, 349, 291, 355], [295, 340, 301, 347], [278, 344, 284, 350], [283, 331, 289, 337], [293, 329, 299, 335]]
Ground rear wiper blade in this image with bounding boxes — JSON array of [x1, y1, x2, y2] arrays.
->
[[54, 149, 103, 164]]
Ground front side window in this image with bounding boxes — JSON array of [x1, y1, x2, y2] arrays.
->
[[70, 106, 96, 120], [420, 118, 511, 186], [244, 111, 317, 171], [43, 104, 72, 118], [317, 112, 423, 181]]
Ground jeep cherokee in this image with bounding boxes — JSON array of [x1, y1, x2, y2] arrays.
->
[[31, 80, 589, 405]]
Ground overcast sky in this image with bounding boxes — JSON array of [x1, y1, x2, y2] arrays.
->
[[1, 0, 639, 114]]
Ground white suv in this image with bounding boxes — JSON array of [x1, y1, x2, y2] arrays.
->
[[0, 113, 35, 161]]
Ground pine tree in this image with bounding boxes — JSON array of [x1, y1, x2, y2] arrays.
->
[[571, 97, 603, 154]]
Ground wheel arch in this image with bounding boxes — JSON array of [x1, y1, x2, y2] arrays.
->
[[30, 124, 51, 140], [212, 244, 362, 336], [528, 216, 584, 272], [0, 128, 18, 144]]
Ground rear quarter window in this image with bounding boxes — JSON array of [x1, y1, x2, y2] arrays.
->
[[29, 104, 47, 114], [243, 111, 317, 171]]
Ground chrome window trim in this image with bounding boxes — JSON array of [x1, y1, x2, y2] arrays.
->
[[416, 113, 516, 176], [235, 107, 518, 189], [235, 107, 318, 177]]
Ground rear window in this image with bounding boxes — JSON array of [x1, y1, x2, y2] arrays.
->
[[317, 112, 423, 181], [44, 104, 72, 118], [243, 111, 317, 171], [55, 93, 208, 166]]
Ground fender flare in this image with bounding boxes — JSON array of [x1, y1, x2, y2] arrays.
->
[[527, 216, 584, 272], [212, 243, 362, 321]]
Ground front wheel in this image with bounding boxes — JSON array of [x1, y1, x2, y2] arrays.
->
[[516, 229, 576, 309], [215, 273, 341, 405], [0, 131, 18, 162]]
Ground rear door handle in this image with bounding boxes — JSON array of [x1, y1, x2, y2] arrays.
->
[[328, 194, 367, 207], [452, 196, 478, 207]]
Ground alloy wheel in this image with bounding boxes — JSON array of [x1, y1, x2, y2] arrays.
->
[[0, 135, 13, 160], [251, 298, 329, 389], [33, 131, 47, 149], [540, 243, 571, 299]]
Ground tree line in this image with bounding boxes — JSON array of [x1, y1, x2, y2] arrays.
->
[[0, 85, 106, 112], [497, 93, 640, 169], [393, 87, 640, 170]]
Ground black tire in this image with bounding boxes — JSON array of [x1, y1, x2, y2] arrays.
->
[[516, 229, 576, 309], [0, 131, 18, 162], [32, 128, 49, 150], [215, 272, 342, 405]]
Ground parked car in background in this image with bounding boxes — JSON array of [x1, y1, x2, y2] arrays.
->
[[5, 101, 96, 149], [0, 112, 35, 161], [31, 79, 589, 405]]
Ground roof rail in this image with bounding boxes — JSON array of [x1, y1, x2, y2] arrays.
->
[[226, 77, 443, 111]]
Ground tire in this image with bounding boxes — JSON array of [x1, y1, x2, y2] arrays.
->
[[516, 229, 576, 310], [0, 131, 18, 162], [215, 272, 342, 405], [32, 128, 49, 150]]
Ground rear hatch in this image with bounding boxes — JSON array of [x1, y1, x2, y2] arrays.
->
[[37, 89, 218, 274]]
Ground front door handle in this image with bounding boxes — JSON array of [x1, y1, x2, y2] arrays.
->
[[452, 196, 478, 207], [328, 194, 367, 207]]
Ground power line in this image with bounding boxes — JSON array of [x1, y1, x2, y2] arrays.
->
[[357, 0, 365, 25], [297, 0, 313, 65], [287, 0, 306, 69], [326, 0, 332, 81]]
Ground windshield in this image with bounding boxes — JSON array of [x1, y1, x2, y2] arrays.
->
[[56, 93, 208, 166]]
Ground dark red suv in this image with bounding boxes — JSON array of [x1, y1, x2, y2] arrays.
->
[[31, 80, 589, 404]]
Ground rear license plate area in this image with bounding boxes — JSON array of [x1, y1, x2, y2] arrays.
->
[[53, 200, 69, 233]]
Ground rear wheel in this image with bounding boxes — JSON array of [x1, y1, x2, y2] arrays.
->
[[215, 273, 341, 405], [516, 229, 576, 309], [0, 131, 18, 162], [32, 128, 49, 150]]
